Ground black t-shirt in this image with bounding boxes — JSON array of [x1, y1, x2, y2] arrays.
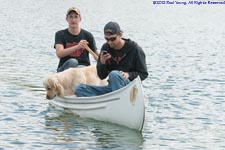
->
[[54, 29, 97, 68]]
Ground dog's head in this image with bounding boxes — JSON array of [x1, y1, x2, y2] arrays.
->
[[43, 77, 64, 100]]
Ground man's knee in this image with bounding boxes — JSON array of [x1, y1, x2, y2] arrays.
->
[[109, 70, 121, 80], [67, 59, 78, 68]]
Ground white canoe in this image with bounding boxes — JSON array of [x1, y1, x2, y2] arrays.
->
[[49, 76, 146, 131]]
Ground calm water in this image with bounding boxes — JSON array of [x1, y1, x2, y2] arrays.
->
[[1, 0, 225, 149]]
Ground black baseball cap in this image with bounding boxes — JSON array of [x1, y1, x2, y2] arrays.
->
[[104, 21, 122, 35]]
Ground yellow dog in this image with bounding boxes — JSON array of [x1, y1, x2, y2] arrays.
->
[[43, 65, 107, 99]]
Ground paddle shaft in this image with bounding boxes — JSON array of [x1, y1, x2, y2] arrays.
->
[[84, 45, 99, 60]]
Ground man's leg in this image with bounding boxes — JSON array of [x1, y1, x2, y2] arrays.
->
[[108, 70, 131, 91], [75, 84, 111, 97], [75, 70, 131, 97], [57, 58, 79, 72]]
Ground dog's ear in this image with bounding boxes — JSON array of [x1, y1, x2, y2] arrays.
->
[[44, 77, 54, 89], [55, 83, 64, 97]]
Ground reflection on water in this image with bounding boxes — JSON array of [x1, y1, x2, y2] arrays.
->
[[45, 108, 144, 149], [1, 0, 225, 149]]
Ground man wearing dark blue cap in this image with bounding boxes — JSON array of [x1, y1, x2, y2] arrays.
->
[[75, 21, 148, 96]]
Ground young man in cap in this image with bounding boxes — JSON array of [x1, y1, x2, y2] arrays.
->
[[54, 7, 99, 72], [75, 21, 148, 97]]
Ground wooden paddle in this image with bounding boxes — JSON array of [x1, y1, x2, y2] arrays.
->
[[84, 45, 99, 60]]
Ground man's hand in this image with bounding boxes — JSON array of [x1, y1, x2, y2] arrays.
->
[[100, 51, 111, 64], [120, 71, 129, 79], [77, 40, 89, 49]]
